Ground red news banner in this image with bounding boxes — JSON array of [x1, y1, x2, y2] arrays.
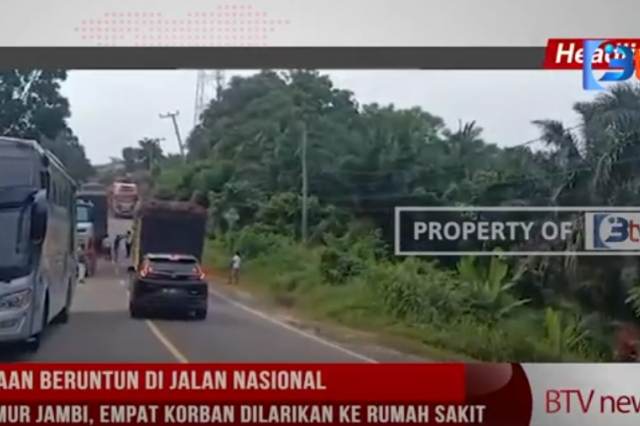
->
[[0, 364, 533, 426], [543, 38, 640, 69]]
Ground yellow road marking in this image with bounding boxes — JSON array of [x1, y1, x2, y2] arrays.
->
[[120, 277, 190, 364], [110, 225, 190, 363], [144, 320, 190, 364]]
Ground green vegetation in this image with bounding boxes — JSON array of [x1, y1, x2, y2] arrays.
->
[[0, 70, 94, 181], [122, 70, 640, 361], [96, 138, 183, 192]]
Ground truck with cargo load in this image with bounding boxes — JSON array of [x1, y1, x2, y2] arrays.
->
[[130, 199, 207, 267], [127, 199, 209, 319]]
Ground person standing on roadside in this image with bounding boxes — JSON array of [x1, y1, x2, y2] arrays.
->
[[77, 253, 87, 284], [229, 251, 241, 285], [102, 234, 112, 262], [113, 234, 123, 263], [125, 230, 133, 259]]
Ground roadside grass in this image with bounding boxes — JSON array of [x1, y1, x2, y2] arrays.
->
[[202, 229, 604, 362], [203, 243, 469, 361]]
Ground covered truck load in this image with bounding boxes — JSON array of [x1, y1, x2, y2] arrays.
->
[[77, 184, 109, 251], [132, 199, 207, 269]]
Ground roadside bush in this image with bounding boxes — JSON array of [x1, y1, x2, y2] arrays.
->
[[207, 227, 605, 362], [233, 226, 286, 258]]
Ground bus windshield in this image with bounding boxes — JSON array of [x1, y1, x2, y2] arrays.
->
[[0, 207, 30, 280], [0, 156, 34, 187]]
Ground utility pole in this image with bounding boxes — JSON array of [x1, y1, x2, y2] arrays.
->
[[159, 111, 185, 159], [300, 122, 308, 243]]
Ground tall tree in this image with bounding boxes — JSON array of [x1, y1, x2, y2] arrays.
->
[[126, 71, 640, 349], [41, 130, 94, 181], [137, 137, 164, 171], [0, 70, 94, 181]]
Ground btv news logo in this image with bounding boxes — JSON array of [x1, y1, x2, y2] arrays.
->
[[583, 40, 640, 91], [584, 212, 640, 250]]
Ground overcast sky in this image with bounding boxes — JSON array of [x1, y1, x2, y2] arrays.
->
[[60, 70, 596, 164]]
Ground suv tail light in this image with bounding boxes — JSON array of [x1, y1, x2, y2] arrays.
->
[[193, 265, 206, 280], [139, 261, 153, 277]]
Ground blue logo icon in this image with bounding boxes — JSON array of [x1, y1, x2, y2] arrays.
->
[[592, 213, 640, 249], [582, 40, 636, 91]]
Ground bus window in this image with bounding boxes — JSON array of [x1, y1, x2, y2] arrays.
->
[[0, 155, 35, 187]]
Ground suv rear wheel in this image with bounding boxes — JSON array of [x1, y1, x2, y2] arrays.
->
[[193, 308, 207, 320], [129, 301, 144, 319]]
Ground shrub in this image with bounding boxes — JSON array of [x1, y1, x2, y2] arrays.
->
[[207, 227, 604, 362]]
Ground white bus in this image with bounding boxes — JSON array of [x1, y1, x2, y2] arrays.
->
[[0, 137, 77, 351]]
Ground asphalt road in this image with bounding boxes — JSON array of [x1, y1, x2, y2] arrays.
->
[[3, 217, 388, 363]]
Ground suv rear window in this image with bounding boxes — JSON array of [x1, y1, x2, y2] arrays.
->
[[147, 257, 198, 273]]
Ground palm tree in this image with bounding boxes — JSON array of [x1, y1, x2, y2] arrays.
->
[[533, 82, 640, 208], [121, 147, 139, 173], [530, 82, 640, 320], [137, 138, 164, 171]]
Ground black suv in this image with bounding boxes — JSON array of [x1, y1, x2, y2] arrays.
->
[[128, 253, 208, 320]]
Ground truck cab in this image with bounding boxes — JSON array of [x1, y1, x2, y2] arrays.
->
[[76, 200, 96, 277], [77, 185, 108, 256]]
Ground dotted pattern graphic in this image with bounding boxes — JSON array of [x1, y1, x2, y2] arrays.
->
[[74, 5, 290, 46]]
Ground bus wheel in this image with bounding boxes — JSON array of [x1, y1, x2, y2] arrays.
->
[[25, 294, 49, 352], [24, 337, 40, 352], [54, 284, 72, 324]]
